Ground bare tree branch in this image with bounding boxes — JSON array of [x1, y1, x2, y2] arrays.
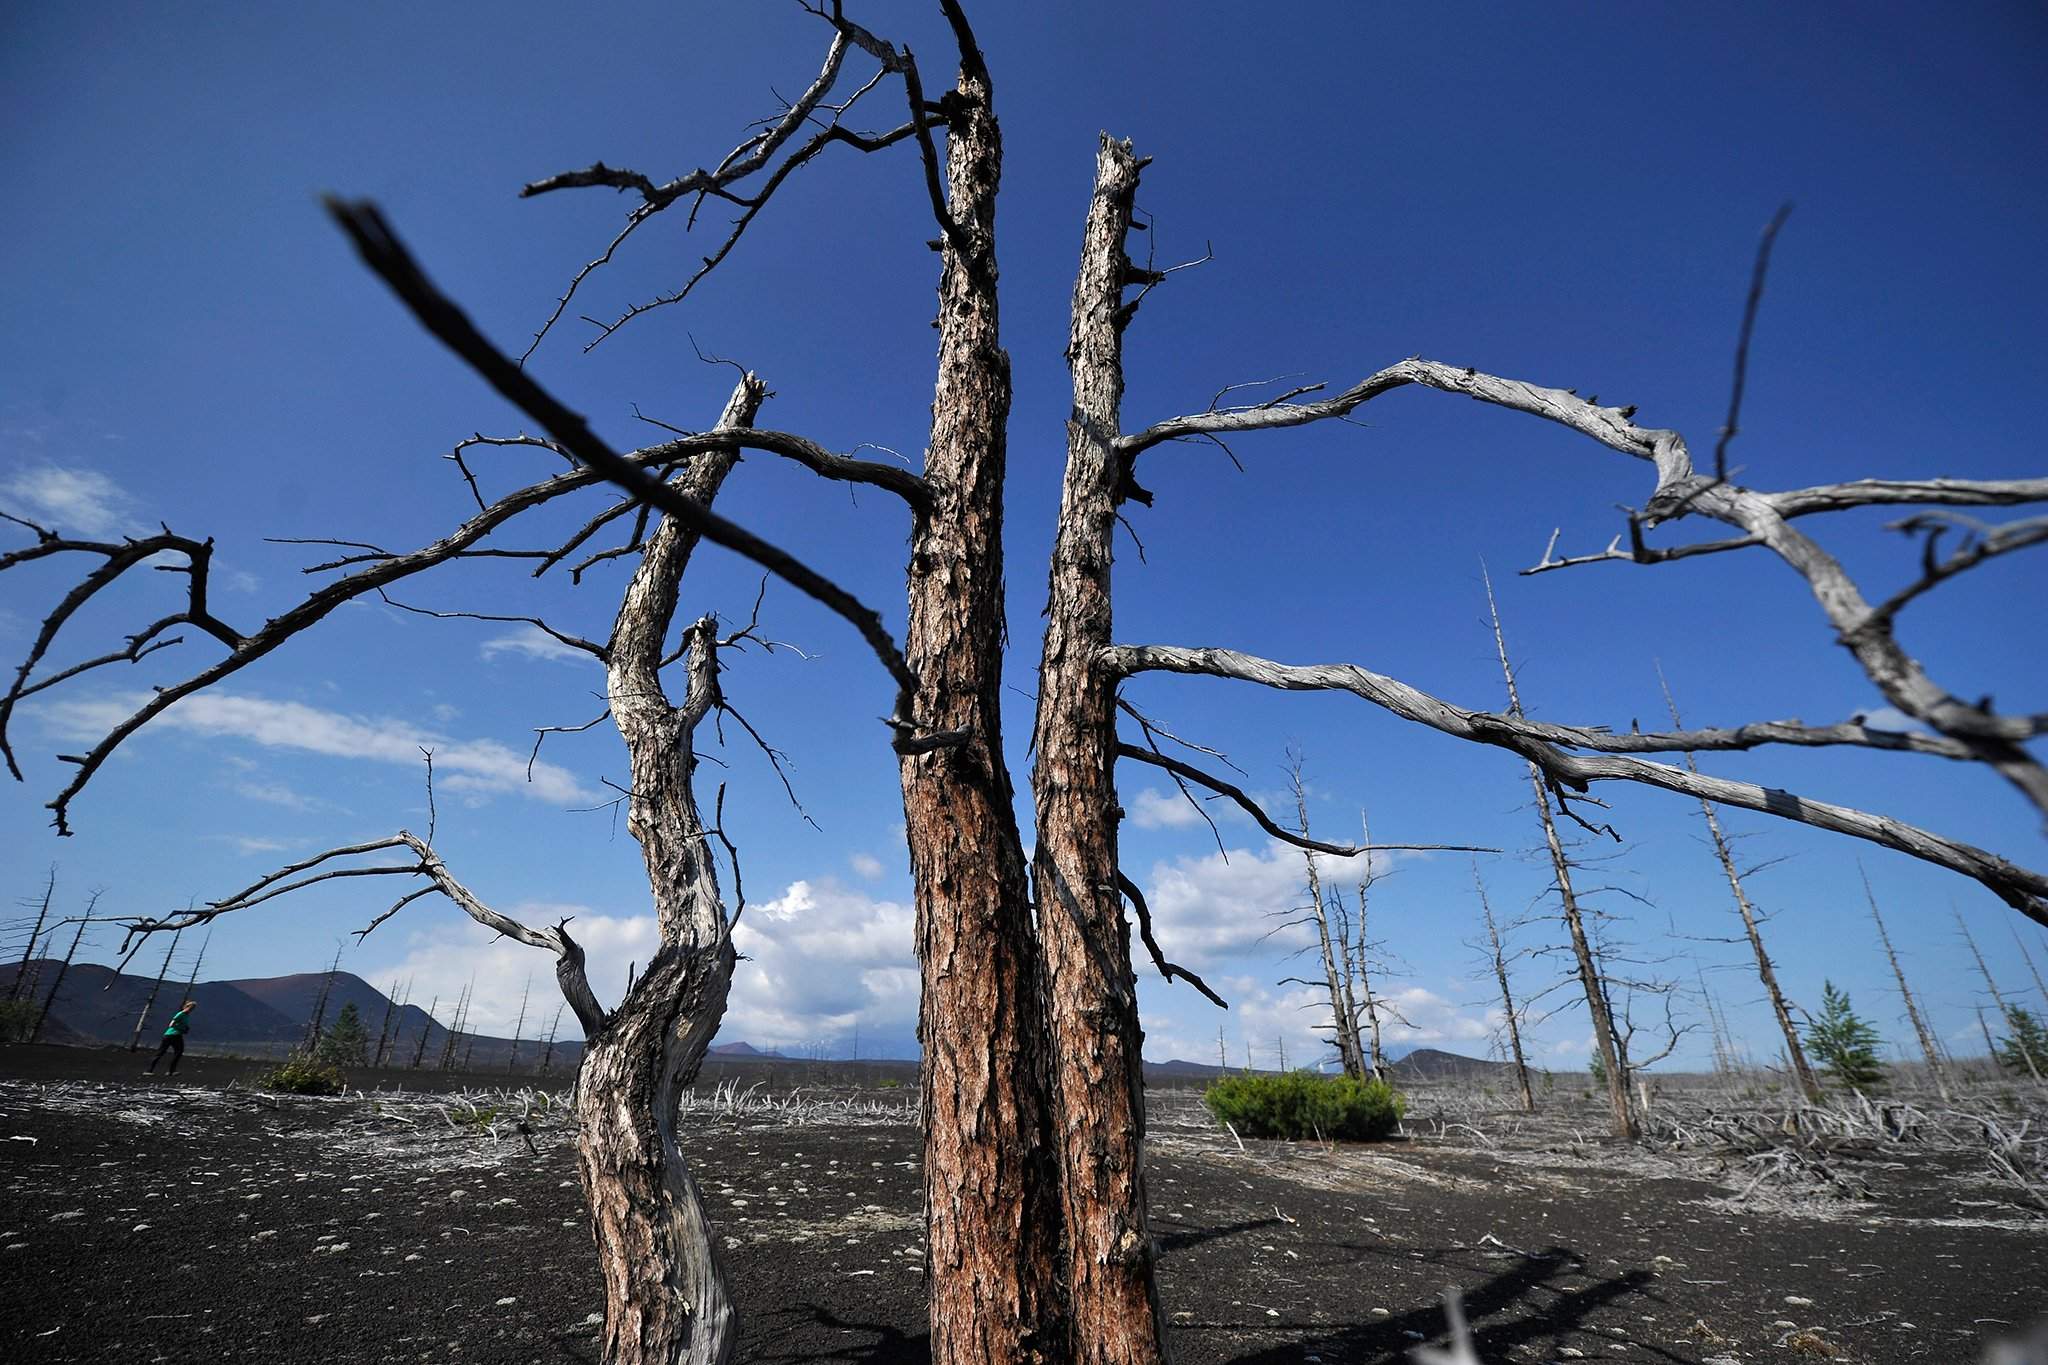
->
[[1116, 871, 1227, 1009], [377, 588, 609, 662], [1117, 352, 2048, 815], [1104, 642, 2048, 921], [1115, 743, 1492, 858], [1713, 202, 1792, 481], [324, 197, 959, 755]]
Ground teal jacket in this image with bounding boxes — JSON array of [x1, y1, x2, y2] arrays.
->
[[163, 1010, 191, 1038]]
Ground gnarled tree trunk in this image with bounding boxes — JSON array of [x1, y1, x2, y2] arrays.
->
[[576, 377, 762, 1365]]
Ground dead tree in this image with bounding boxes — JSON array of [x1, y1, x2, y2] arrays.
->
[[409, 995, 438, 1071], [1336, 845, 1411, 1083], [541, 1002, 565, 1077], [179, 929, 211, 1008], [372, 977, 403, 1069], [8, 7, 2048, 1363], [9, 867, 55, 1001], [1476, 572, 1634, 1134], [304, 942, 343, 1052], [1473, 862, 1536, 1111], [126, 927, 182, 1054], [2013, 926, 2048, 1013], [1277, 761, 1365, 1078], [438, 975, 471, 1073], [1863, 870, 1951, 1102], [1658, 670, 1820, 1100], [30, 896, 97, 1043], [1960, 911, 2044, 1083]]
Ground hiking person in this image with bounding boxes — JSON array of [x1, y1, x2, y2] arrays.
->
[[145, 1000, 196, 1075]]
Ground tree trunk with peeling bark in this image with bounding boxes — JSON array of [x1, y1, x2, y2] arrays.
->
[[901, 47, 1066, 1365], [1029, 134, 1169, 1365], [575, 377, 761, 1365]]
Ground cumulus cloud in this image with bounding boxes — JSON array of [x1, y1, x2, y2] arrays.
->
[[1127, 787, 1213, 830], [480, 626, 595, 666], [33, 690, 592, 804], [368, 878, 926, 1052], [1, 462, 135, 537], [726, 879, 918, 1050], [362, 905, 658, 1038], [1140, 842, 1380, 968]]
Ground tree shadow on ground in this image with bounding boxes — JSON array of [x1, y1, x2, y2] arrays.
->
[[1157, 1214, 1283, 1253], [752, 1303, 929, 1364], [1217, 1244, 1673, 1365]]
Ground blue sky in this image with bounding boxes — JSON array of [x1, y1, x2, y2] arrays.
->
[[3, 2, 2045, 1071]]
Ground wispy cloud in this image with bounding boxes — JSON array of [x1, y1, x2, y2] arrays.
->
[[480, 626, 593, 666], [1, 462, 135, 538], [201, 833, 293, 856], [849, 852, 885, 881], [34, 690, 592, 804]]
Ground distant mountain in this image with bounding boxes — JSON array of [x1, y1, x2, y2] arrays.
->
[[1388, 1048, 1527, 1080], [708, 1041, 785, 1058], [0, 960, 583, 1070]]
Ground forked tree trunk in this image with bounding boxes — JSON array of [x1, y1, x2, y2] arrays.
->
[[900, 42, 1065, 1365], [577, 375, 763, 1365], [1031, 134, 1168, 1365]]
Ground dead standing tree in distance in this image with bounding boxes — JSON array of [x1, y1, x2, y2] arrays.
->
[[1472, 860, 1536, 1112], [8, 5, 2048, 1362], [8, 867, 56, 1001], [1656, 667, 1820, 1101], [1959, 909, 2045, 1084], [1862, 869, 1951, 1102]]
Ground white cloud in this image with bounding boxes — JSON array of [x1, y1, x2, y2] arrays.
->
[[849, 852, 885, 881], [1141, 842, 1380, 968], [726, 878, 917, 1049], [34, 690, 592, 804], [232, 778, 319, 811], [363, 878, 925, 1052], [202, 834, 292, 856], [1128, 786, 1212, 830], [0, 462, 135, 537], [1853, 705, 1929, 735], [363, 904, 658, 1038], [480, 626, 593, 666]]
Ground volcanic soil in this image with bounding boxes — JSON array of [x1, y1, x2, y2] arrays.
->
[[2, 1045, 2043, 1363]]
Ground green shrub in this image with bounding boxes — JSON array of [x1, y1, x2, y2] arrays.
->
[[258, 1053, 347, 1096], [0, 998, 39, 1043], [1202, 1070, 1404, 1142]]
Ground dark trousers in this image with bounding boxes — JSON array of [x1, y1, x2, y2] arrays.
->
[[147, 1034, 185, 1074]]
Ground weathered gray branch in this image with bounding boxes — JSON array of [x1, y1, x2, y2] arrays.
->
[[1104, 642, 2048, 922], [1118, 353, 2048, 818]]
